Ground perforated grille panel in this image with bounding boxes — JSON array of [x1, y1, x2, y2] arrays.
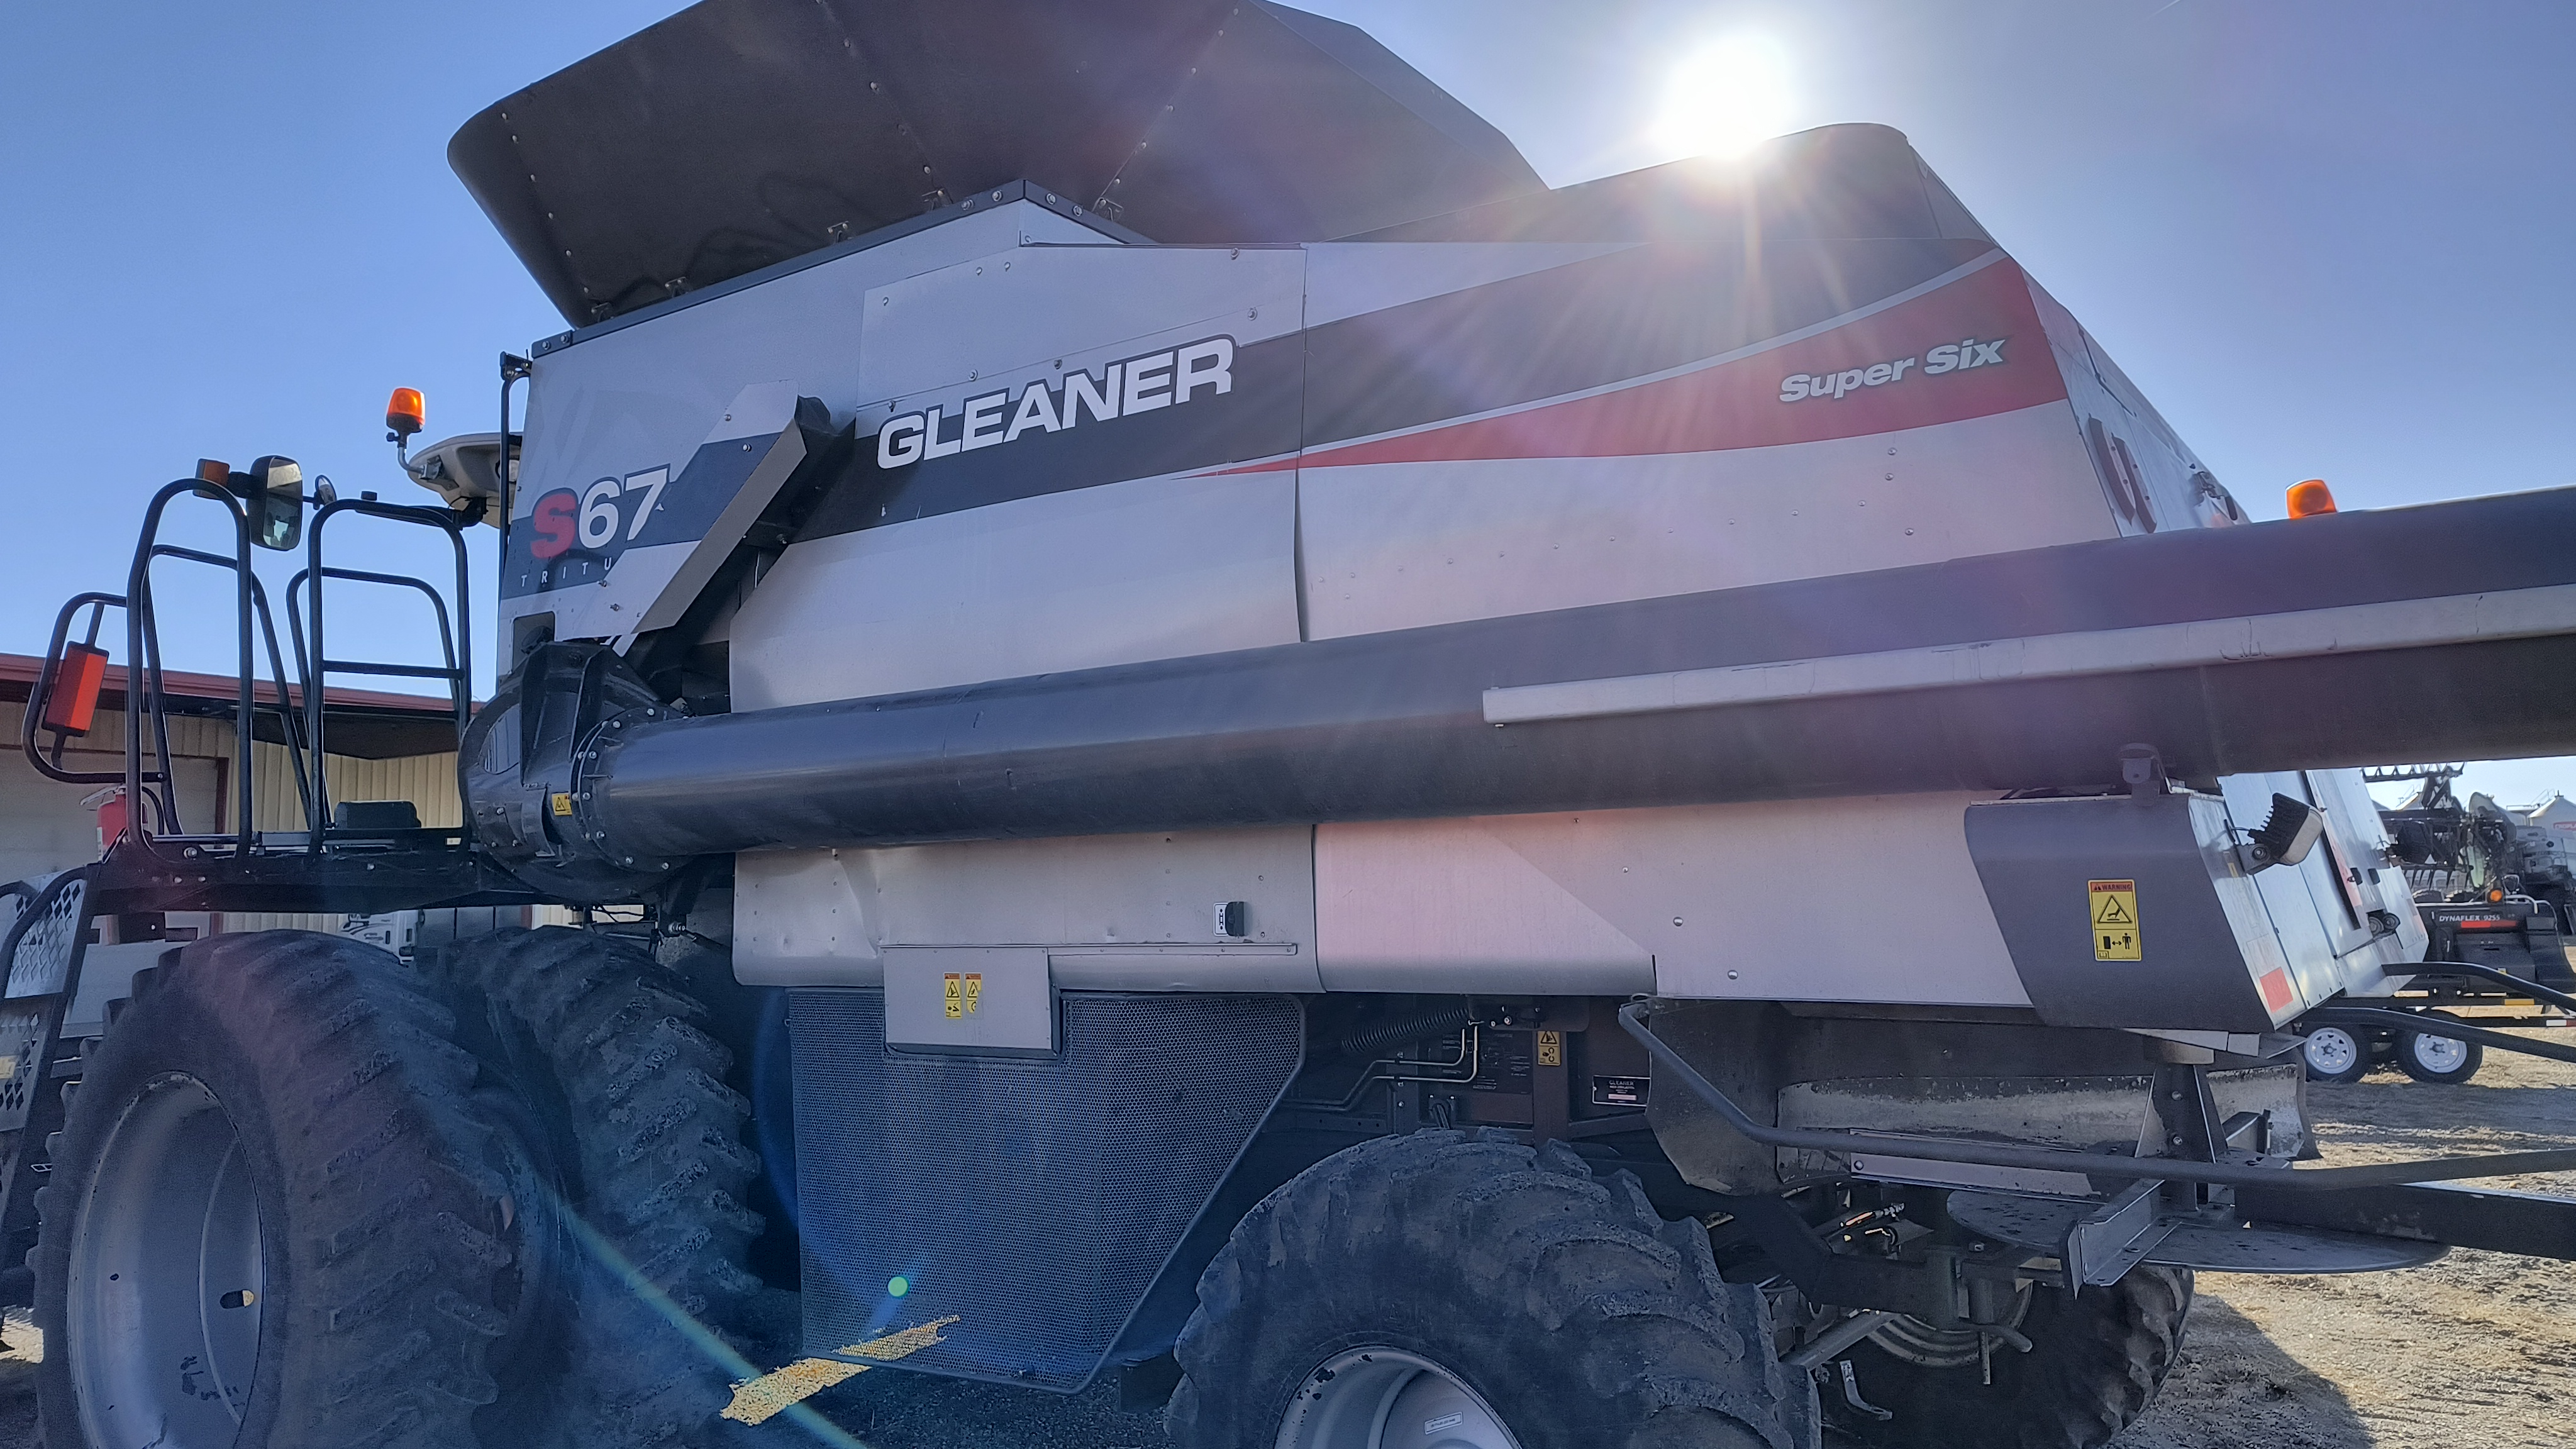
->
[[4, 875, 86, 999], [0, 1005, 42, 1132], [791, 990, 1302, 1389]]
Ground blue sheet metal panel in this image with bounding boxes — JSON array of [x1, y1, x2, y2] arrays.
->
[[790, 989, 1302, 1389]]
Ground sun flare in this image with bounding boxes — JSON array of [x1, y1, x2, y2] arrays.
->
[[1653, 35, 1794, 159]]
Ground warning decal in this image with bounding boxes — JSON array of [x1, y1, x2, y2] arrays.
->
[[2090, 879, 2141, 961], [942, 972, 986, 1020]]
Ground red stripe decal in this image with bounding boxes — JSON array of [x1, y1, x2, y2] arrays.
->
[[2258, 968, 2296, 1014], [1236, 259, 2065, 474]]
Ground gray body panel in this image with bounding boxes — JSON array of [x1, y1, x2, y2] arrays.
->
[[1966, 792, 2293, 1033]]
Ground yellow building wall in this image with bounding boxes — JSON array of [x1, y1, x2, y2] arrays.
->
[[2, 699, 488, 933]]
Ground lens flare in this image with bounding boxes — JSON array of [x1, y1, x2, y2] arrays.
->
[[886, 1275, 911, 1297], [1653, 35, 1794, 158]]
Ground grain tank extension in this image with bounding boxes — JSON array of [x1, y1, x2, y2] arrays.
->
[[19, 4, 2576, 1448]]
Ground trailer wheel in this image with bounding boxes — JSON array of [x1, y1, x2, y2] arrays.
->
[[2300, 1025, 2371, 1084], [1167, 1128, 1811, 1449], [1820, 1264, 2192, 1449], [33, 932, 518, 1449], [2395, 1014, 2482, 1084], [428, 926, 765, 1449]]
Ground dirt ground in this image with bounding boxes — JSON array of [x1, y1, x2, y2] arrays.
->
[[1, 1036, 2567, 1448]]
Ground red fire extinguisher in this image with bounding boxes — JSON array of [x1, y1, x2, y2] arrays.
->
[[81, 786, 128, 857]]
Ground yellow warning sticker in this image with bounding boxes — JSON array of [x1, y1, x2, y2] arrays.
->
[[2090, 879, 2141, 961], [943, 972, 964, 1020], [1536, 1030, 1563, 1067], [962, 972, 982, 1016], [550, 792, 574, 817]]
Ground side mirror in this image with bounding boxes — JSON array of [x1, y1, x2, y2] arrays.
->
[[244, 455, 304, 550]]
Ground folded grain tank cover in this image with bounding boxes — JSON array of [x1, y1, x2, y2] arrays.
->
[[448, 0, 1546, 326]]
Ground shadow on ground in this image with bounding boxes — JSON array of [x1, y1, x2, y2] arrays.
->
[[2110, 1296, 2371, 1449], [0, 1296, 2384, 1449], [799, 1367, 1163, 1449]]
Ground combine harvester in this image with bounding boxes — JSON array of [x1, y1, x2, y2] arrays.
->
[[13, 3, 2576, 1446]]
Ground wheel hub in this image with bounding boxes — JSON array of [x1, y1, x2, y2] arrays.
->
[[2304, 1026, 2361, 1076], [2409, 1031, 2472, 1074], [1277, 1348, 1524, 1449], [68, 1073, 265, 1449]]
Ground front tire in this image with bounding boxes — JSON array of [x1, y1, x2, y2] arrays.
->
[[34, 932, 518, 1449], [1168, 1128, 1811, 1449], [1820, 1264, 2192, 1449]]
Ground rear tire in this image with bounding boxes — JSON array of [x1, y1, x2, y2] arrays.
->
[[1820, 1264, 2192, 1449], [428, 926, 767, 1448], [33, 931, 517, 1449], [2300, 1025, 2370, 1084], [2395, 1014, 2482, 1084], [1167, 1128, 1812, 1449]]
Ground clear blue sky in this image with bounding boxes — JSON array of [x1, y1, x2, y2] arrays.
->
[[4, 1, 2570, 802]]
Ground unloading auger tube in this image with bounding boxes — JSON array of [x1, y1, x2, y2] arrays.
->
[[479, 484, 2576, 891]]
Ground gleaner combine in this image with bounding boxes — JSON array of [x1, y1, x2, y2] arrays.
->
[[14, 4, 2576, 1448]]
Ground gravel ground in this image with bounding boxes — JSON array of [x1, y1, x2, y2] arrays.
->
[[0, 1311, 34, 1447], [3, 1034, 2568, 1448]]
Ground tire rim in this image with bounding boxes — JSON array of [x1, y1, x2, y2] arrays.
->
[[1276, 1347, 1524, 1449], [2409, 1031, 2471, 1075], [1869, 1283, 2033, 1370], [2303, 1026, 2362, 1077], [69, 1073, 265, 1449]]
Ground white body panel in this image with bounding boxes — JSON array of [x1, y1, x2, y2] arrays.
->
[[735, 826, 1323, 994], [740, 795, 2033, 1009], [518, 200, 2416, 1015], [502, 201, 1111, 660], [730, 469, 1302, 708], [1314, 795, 2029, 1006], [1299, 402, 2109, 640], [853, 244, 1306, 406]]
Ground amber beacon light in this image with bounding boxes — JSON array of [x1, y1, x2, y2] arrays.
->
[[385, 387, 426, 442], [2286, 479, 2338, 518]]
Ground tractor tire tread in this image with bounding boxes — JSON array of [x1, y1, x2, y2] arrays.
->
[[431, 926, 763, 1449], [1169, 1126, 1807, 1449], [33, 930, 511, 1449]]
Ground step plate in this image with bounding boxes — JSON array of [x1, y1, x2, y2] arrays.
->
[[1949, 1189, 2448, 1274]]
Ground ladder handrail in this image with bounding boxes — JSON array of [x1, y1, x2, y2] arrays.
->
[[148, 543, 316, 833], [124, 479, 256, 848], [299, 498, 472, 848]]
